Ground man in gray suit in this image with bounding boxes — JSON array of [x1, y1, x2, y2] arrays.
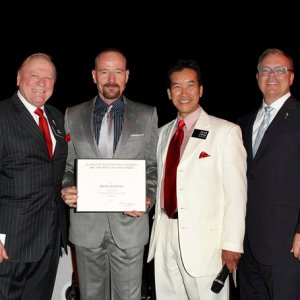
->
[[0, 53, 68, 299], [61, 48, 158, 300]]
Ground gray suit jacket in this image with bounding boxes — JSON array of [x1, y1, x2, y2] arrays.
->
[[63, 96, 158, 249]]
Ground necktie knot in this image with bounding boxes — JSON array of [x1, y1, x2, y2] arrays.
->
[[252, 106, 274, 157], [34, 108, 44, 117], [264, 106, 273, 114], [105, 105, 113, 119], [178, 119, 185, 130], [34, 107, 52, 159], [262, 106, 274, 127]]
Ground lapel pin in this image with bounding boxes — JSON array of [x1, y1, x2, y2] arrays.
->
[[284, 113, 289, 120]]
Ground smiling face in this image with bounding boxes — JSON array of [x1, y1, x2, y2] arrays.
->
[[92, 51, 129, 105], [17, 55, 56, 108], [256, 52, 294, 104], [167, 68, 203, 118]]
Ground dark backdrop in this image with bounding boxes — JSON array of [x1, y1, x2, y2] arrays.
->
[[1, 6, 300, 127], [1, 5, 299, 300]]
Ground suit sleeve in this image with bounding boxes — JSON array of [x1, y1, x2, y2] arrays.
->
[[145, 107, 158, 210], [221, 124, 247, 253], [62, 107, 76, 187]]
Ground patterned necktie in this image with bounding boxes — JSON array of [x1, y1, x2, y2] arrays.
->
[[34, 108, 53, 159], [99, 105, 114, 158], [164, 119, 185, 218], [252, 106, 274, 157]]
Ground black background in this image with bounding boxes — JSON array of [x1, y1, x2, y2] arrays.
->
[[2, 5, 298, 300], [1, 5, 299, 127]]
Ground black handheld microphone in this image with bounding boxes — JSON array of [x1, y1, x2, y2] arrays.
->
[[211, 264, 230, 294]]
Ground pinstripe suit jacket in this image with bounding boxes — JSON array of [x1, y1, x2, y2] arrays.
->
[[63, 96, 158, 250], [0, 92, 68, 262]]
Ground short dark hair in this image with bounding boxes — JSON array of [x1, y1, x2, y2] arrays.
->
[[167, 59, 203, 87]]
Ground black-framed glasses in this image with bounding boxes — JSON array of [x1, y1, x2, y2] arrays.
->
[[257, 66, 294, 76]]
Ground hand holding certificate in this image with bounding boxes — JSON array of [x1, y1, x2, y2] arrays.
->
[[76, 159, 146, 212]]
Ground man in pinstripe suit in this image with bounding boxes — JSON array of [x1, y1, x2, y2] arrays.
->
[[0, 53, 68, 299]]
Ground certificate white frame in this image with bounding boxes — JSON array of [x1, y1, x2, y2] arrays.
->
[[76, 159, 146, 212]]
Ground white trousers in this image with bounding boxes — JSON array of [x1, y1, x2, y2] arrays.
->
[[154, 213, 229, 300]]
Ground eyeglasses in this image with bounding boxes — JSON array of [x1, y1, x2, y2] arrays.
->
[[257, 66, 294, 76]]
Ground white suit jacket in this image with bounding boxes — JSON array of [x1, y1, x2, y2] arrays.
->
[[148, 109, 247, 277]]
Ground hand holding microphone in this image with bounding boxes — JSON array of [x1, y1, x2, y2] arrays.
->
[[211, 264, 230, 294]]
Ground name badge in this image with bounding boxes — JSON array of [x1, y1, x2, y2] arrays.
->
[[50, 124, 64, 139], [192, 129, 209, 139]]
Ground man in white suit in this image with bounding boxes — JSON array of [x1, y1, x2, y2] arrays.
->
[[147, 59, 247, 300]]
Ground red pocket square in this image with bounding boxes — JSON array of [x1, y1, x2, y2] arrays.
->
[[199, 151, 210, 158], [65, 133, 71, 142]]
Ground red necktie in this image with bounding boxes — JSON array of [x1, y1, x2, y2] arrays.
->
[[164, 119, 185, 218], [34, 108, 53, 159]]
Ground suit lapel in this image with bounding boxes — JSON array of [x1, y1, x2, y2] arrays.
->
[[80, 97, 100, 157], [47, 110, 64, 140], [13, 96, 48, 154], [254, 97, 296, 160], [45, 107, 66, 159], [244, 111, 258, 162], [159, 120, 176, 165], [114, 98, 135, 158], [181, 110, 210, 161]]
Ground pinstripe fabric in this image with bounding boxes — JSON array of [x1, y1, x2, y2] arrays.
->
[[0, 93, 68, 263], [0, 232, 60, 299], [0, 93, 68, 262]]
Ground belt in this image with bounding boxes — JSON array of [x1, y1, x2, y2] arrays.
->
[[162, 209, 178, 219], [171, 211, 178, 219]]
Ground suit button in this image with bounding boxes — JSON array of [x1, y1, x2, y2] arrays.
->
[[49, 207, 53, 211], [248, 174, 253, 180]]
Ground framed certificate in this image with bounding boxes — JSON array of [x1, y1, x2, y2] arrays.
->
[[76, 159, 146, 212]]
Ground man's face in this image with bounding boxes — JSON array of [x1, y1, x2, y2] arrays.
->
[[167, 68, 203, 118], [17, 56, 56, 107], [257, 52, 294, 104], [92, 51, 129, 105]]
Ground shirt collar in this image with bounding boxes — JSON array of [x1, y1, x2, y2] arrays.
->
[[177, 106, 201, 131], [262, 92, 291, 111], [94, 95, 125, 116], [17, 90, 45, 114]]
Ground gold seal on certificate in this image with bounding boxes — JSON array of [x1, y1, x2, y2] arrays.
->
[[76, 159, 146, 212]]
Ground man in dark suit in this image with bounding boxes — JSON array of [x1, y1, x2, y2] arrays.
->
[[0, 53, 68, 299], [61, 48, 158, 300], [238, 48, 300, 299]]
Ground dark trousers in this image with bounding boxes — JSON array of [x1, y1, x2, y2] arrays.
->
[[0, 235, 60, 300], [238, 235, 273, 300]]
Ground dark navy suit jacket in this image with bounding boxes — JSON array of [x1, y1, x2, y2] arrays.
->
[[238, 96, 300, 297]]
